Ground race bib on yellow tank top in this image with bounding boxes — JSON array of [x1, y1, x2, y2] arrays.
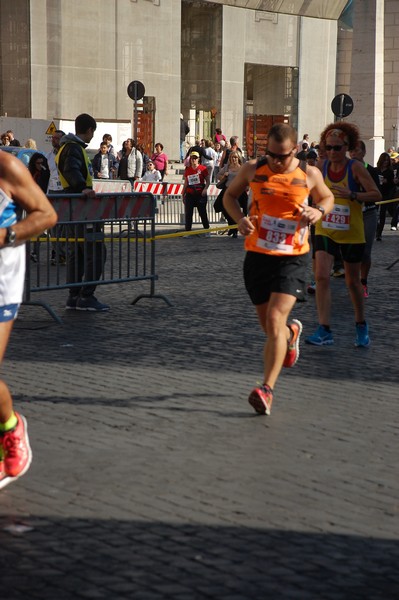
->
[[321, 204, 350, 230]]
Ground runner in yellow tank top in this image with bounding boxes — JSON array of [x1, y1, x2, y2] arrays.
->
[[223, 123, 334, 416], [305, 122, 381, 348]]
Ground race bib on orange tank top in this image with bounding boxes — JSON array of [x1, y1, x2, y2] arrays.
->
[[245, 160, 310, 256]]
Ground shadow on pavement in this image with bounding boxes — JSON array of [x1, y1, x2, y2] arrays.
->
[[0, 517, 398, 599]]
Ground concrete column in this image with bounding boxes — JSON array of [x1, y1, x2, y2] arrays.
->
[[349, 0, 385, 165]]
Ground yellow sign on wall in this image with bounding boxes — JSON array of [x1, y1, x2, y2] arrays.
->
[[46, 121, 57, 135]]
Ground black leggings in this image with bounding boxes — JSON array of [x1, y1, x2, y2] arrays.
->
[[376, 201, 398, 237], [221, 191, 248, 226], [184, 193, 210, 231]]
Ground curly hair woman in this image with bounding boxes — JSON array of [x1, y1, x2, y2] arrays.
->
[[306, 121, 381, 348]]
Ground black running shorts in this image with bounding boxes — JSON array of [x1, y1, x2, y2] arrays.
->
[[243, 251, 309, 305], [314, 235, 365, 263]]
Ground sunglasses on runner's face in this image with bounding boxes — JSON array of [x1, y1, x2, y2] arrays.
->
[[266, 149, 294, 160], [325, 144, 347, 151]]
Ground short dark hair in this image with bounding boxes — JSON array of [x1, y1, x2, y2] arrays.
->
[[268, 123, 297, 145], [55, 129, 65, 136], [358, 140, 366, 153], [100, 141, 108, 147], [155, 142, 164, 150], [75, 113, 97, 135], [103, 133, 112, 142]]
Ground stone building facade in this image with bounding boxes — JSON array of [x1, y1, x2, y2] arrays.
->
[[0, 0, 366, 159]]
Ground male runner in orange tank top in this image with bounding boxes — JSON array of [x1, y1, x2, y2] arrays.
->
[[223, 123, 334, 416]]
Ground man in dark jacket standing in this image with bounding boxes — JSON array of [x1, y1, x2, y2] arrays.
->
[[56, 113, 109, 312]]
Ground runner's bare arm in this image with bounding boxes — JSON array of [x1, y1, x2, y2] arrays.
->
[[329, 161, 382, 204], [297, 165, 334, 227], [351, 161, 382, 203], [223, 160, 256, 236], [0, 152, 58, 247]]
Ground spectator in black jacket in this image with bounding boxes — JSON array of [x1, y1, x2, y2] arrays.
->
[[56, 113, 109, 312], [6, 130, 21, 147]]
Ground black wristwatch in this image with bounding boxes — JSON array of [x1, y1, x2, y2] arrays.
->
[[315, 205, 325, 215], [350, 191, 358, 201], [5, 226, 17, 246]]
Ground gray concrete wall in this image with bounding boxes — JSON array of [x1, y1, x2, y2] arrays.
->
[[27, 0, 341, 159], [30, 0, 181, 159], [297, 16, 338, 141], [221, 7, 338, 144]]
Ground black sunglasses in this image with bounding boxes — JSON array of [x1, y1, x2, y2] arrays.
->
[[325, 144, 347, 151], [267, 149, 293, 160]]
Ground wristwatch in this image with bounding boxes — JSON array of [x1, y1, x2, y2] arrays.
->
[[5, 226, 17, 246], [315, 205, 325, 215], [350, 191, 358, 201]]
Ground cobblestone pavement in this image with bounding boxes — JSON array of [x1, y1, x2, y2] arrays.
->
[[1, 226, 398, 599]]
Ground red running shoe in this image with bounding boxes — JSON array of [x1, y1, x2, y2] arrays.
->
[[362, 284, 369, 299], [1, 413, 32, 480], [283, 319, 303, 368], [248, 385, 273, 415]]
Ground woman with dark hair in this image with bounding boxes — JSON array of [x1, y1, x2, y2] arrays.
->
[[0, 133, 10, 146], [28, 153, 50, 193], [151, 143, 168, 180], [117, 138, 143, 190], [28, 153, 50, 261], [375, 152, 397, 240]]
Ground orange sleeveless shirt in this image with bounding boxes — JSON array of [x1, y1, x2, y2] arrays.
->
[[245, 159, 310, 256]]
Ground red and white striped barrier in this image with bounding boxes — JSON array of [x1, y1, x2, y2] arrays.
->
[[93, 179, 220, 197], [134, 182, 220, 196], [93, 179, 131, 193], [133, 182, 183, 195]]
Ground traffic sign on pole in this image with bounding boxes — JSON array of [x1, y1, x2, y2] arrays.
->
[[127, 80, 146, 142], [331, 94, 354, 120], [127, 81, 145, 102]]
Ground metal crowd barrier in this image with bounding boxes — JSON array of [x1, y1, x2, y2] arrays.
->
[[155, 194, 221, 226], [23, 192, 171, 323], [133, 181, 221, 226]]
